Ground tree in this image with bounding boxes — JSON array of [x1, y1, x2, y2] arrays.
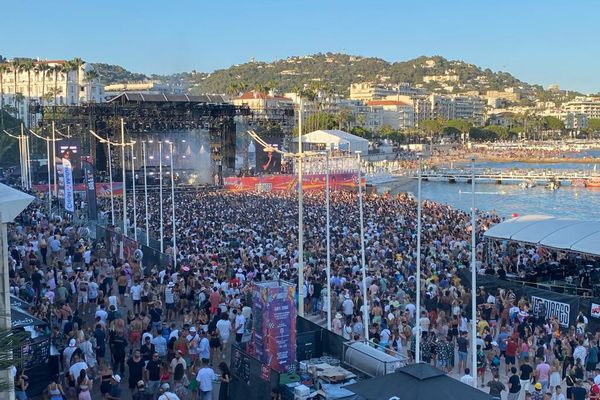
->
[[418, 118, 444, 141], [9, 59, 22, 118], [69, 57, 85, 104], [84, 70, 99, 102], [587, 118, 600, 133], [445, 119, 472, 143], [37, 61, 50, 106], [542, 116, 564, 132], [21, 59, 35, 125], [335, 106, 354, 130]]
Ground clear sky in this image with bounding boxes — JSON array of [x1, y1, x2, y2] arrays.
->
[[1, 0, 599, 93]]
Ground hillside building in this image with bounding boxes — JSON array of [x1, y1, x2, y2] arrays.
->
[[0, 59, 104, 126], [563, 97, 600, 119], [104, 81, 188, 98]]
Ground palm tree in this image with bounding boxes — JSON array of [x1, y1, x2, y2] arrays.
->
[[21, 60, 35, 125], [226, 82, 239, 97], [37, 61, 50, 106], [9, 59, 22, 118], [0, 63, 7, 128], [69, 57, 85, 104], [84, 70, 99, 102], [50, 65, 62, 106]]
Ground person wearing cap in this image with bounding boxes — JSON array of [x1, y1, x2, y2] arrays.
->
[[63, 338, 78, 371], [530, 382, 544, 400], [140, 335, 156, 363], [165, 282, 176, 321], [158, 383, 181, 400], [107, 374, 122, 400]]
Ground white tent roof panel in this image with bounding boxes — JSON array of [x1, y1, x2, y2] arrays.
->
[[571, 232, 600, 255], [484, 215, 600, 256]]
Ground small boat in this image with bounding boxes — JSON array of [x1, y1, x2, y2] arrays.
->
[[585, 178, 600, 188], [571, 178, 586, 187], [545, 181, 559, 190], [519, 179, 536, 189]]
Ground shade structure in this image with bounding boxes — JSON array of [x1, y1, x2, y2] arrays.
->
[[0, 184, 35, 223], [345, 363, 493, 400], [483, 215, 600, 256], [299, 130, 369, 154], [11, 306, 46, 329]]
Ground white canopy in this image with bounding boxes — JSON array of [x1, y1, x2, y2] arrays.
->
[[0, 184, 34, 223], [300, 129, 369, 153], [484, 215, 600, 256]]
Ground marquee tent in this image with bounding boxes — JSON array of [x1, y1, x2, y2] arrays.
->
[[484, 215, 600, 256], [346, 363, 493, 400], [299, 130, 369, 154]]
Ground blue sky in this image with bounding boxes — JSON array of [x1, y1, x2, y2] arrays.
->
[[2, 0, 599, 93]]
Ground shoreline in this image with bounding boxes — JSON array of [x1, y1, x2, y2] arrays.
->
[[429, 156, 600, 166]]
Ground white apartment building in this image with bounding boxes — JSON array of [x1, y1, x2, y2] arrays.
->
[[104, 80, 188, 98], [540, 109, 588, 130], [349, 82, 422, 101], [233, 90, 295, 131], [563, 97, 600, 119], [0, 60, 104, 126], [366, 100, 415, 130]]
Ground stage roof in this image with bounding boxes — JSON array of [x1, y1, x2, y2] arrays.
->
[[484, 215, 600, 256], [108, 93, 229, 104]]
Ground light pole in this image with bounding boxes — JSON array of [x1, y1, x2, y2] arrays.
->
[[415, 155, 422, 363], [142, 141, 150, 246], [159, 141, 164, 253], [120, 119, 127, 236], [325, 149, 332, 331], [107, 140, 115, 225], [470, 156, 477, 387], [52, 122, 57, 196], [130, 144, 137, 242], [356, 151, 369, 341], [169, 142, 177, 268], [298, 98, 305, 317]]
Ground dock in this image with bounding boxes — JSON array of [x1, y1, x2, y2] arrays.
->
[[407, 168, 600, 186]]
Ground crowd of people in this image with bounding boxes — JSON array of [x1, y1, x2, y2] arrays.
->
[[6, 181, 600, 400]]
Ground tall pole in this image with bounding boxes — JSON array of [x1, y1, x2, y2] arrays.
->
[[159, 142, 164, 253], [52, 122, 57, 196], [325, 150, 332, 331], [142, 141, 150, 246], [470, 157, 477, 386], [107, 140, 115, 225], [25, 126, 32, 189], [46, 138, 51, 212], [298, 98, 304, 317], [18, 134, 25, 188], [120, 119, 128, 236], [169, 142, 176, 268], [131, 144, 137, 242], [357, 151, 369, 341], [416, 156, 422, 363]]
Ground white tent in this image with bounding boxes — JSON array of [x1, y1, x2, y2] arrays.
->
[[0, 184, 35, 223], [300, 130, 369, 154], [484, 214, 600, 256]]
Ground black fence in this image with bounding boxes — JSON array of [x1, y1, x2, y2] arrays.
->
[[463, 272, 600, 332], [95, 224, 171, 272]]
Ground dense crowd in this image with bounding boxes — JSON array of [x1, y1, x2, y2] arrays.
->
[[7, 184, 600, 400]]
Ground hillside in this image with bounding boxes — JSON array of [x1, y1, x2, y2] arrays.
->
[[183, 53, 541, 96], [91, 63, 149, 85], [91, 53, 551, 97]]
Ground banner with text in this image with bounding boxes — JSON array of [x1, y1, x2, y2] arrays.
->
[[82, 156, 98, 219]]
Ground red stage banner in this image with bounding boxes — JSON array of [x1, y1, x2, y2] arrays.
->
[[224, 173, 363, 192]]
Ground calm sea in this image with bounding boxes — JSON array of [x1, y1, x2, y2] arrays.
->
[[390, 159, 600, 220]]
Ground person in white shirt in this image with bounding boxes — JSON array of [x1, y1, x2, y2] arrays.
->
[[196, 358, 216, 400], [233, 309, 245, 344], [216, 313, 232, 346], [95, 304, 108, 324], [158, 383, 180, 400], [68, 353, 88, 384], [461, 368, 475, 386], [130, 281, 143, 314]]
